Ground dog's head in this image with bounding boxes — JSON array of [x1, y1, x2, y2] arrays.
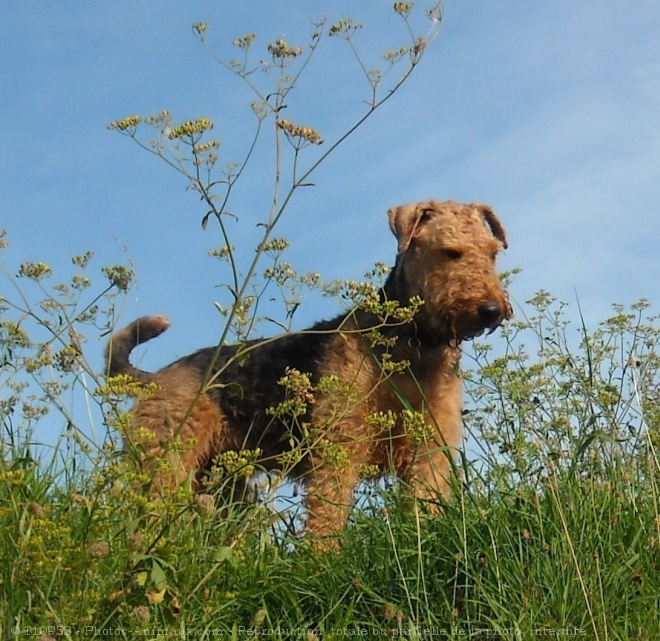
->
[[387, 200, 512, 343]]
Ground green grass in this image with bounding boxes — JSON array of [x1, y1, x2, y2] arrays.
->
[[1, 446, 659, 639], [2, 296, 659, 639]]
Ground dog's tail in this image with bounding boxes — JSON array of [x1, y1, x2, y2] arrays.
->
[[105, 315, 170, 382]]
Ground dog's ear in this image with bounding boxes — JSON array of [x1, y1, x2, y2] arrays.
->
[[388, 202, 433, 254], [474, 203, 508, 249]]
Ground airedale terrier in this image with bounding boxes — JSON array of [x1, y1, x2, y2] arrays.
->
[[106, 200, 511, 541]]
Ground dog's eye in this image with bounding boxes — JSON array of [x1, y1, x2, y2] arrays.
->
[[419, 209, 434, 224], [441, 248, 462, 261]]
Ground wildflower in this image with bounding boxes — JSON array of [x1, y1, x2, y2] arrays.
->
[[96, 374, 160, 402], [145, 109, 170, 125], [193, 139, 221, 153], [320, 439, 350, 469], [71, 274, 91, 290], [276, 448, 304, 468], [328, 18, 363, 37], [69, 492, 90, 506], [18, 260, 52, 281], [276, 118, 323, 145], [167, 117, 214, 140], [102, 264, 133, 291], [383, 46, 410, 64], [357, 464, 380, 480], [259, 237, 289, 253], [251, 101, 268, 120], [128, 531, 143, 550], [267, 39, 302, 59], [0, 320, 30, 347], [192, 22, 208, 38], [54, 344, 81, 373], [402, 409, 435, 445], [146, 588, 166, 605], [108, 115, 141, 131], [194, 493, 215, 517], [209, 245, 233, 260], [263, 262, 296, 286], [214, 448, 263, 477], [132, 605, 151, 624], [89, 541, 110, 559], [413, 36, 427, 56], [394, 2, 414, 16], [72, 250, 94, 268], [366, 410, 397, 434], [22, 401, 48, 420], [384, 602, 403, 620], [233, 32, 256, 50], [29, 502, 46, 519]]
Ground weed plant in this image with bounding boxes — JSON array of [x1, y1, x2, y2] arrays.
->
[[1, 291, 658, 637], [1, 5, 659, 639]]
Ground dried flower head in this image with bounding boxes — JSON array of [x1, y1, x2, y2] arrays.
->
[[233, 32, 256, 50], [267, 39, 302, 59], [89, 541, 110, 559], [394, 2, 414, 17], [193, 22, 208, 38], [276, 119, 324, 145], [145, 110, 170, 125], [328, 18, 363, 38], [383, 46, 410, 64], [194, 493, 215, 517]]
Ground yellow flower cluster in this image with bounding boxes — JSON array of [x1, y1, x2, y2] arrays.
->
[[366, 410, 398, 434], [267, 367, 315, 420], [213, 448, 263, 477], [18, 260, 52, 281], [193, 140, 221, 153], [378, 352, 411, 375], [277, 118, 324, 145], [96, 374, 160, 401], [357, 464, 381, 480], [24, 346, 52, 373], [276, 448, 304, 469], [0, 320, 30, 347], [108, 115, 141, 131], [167, 117, 214, 140], [402, 409, 435, 446], [316, 374, 353, 399], [102, 264, 133, 291], [267, 39, 302, 58], [208, 245, 232, 260], [259, 237, 290, 253], [319, 439, 351, 469]]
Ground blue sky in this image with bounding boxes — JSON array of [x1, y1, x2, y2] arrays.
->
[[2, 0, 659, 378]]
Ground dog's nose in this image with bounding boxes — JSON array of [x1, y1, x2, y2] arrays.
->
[[477, 302, 503, 326]]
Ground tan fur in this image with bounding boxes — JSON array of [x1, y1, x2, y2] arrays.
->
[[106, 200, 511, 545]]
